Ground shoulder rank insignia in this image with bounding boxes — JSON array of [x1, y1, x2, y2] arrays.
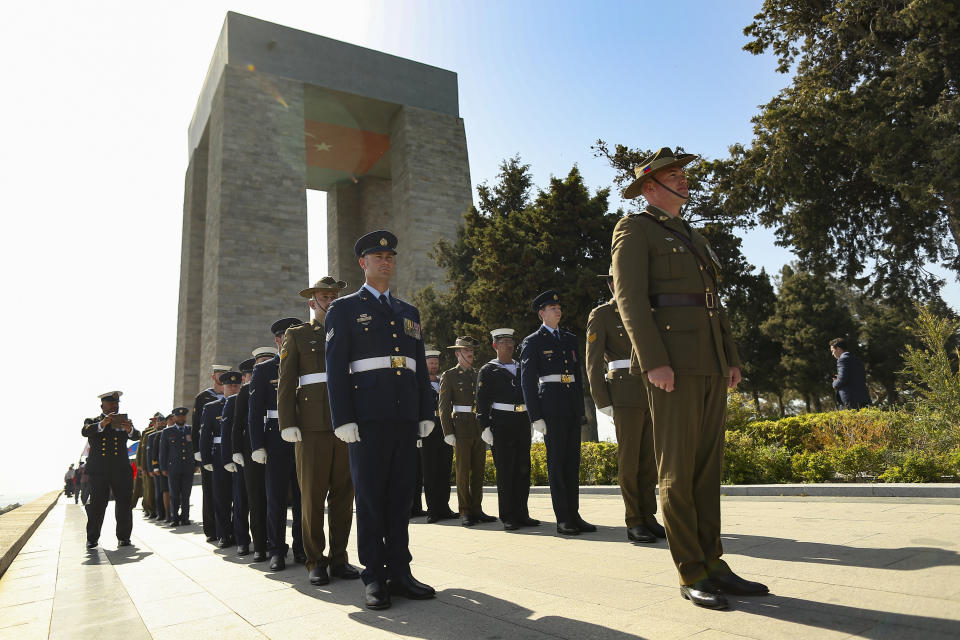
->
[[587, 331, 597, 343], [326, 328, 335, 342]]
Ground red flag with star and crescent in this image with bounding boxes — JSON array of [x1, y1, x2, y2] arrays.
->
[[304, 120, 390, 176]]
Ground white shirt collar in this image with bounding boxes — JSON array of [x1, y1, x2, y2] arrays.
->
[[362, 283, 391, 301]]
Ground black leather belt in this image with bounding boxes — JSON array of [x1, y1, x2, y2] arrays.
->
[[650, 293, 717, 309]]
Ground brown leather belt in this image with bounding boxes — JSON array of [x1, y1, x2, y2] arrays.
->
[[650, 293, 717, 309]]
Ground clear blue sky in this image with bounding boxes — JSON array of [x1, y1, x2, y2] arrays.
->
[[1, 1, 955, 500]]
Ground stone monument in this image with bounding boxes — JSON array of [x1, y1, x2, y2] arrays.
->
[[174, 12, 472, 404]]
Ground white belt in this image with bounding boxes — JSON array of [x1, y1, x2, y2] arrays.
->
[[452, 405, 474, 414], [299, 372, 327, 385], [266, 410, 278, 419], [539, 374, 575, 384], [492, 402, 526, 412], [213, 437, 222, 444], [349, 356, 416, 374], [607, 360, 630, 371]]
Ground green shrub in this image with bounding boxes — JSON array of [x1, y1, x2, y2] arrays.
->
[[530, 442, 549, 486], [579, 441, 619, 485], [828, 444, 886, 479], [879, 450, 952, 483], [791, 451, 835, 482], [484, 450, 497, 484]]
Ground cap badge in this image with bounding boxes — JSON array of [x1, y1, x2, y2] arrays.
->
[[553, 294, 558, 300], [379, 237, 388, 246]]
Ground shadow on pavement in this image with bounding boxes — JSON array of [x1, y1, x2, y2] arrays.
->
[[104, 546, 154, 565]]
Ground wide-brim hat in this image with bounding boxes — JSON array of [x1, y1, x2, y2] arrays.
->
[[622, 147, 697, 200], [299, 276, 347, 298], [446, 336, 480, 349]]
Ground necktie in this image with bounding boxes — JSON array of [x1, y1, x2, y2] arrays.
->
[[379, 294, 390, 310]]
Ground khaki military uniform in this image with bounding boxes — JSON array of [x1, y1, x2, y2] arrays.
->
[[137, 424, 157, 516], [439, 365, 484, 516], [612, 205, 740, 585], [586, 300, 657, 528], [278, 317, 354, 572]]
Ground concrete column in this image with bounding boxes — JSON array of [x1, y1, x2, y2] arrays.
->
[[388, 105, 472, 298], [326, 176, 393, 290]]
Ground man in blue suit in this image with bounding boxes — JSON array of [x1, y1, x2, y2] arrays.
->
[[158, 406, 197, 526], [249, 317, 305, 571], [830, 338, 871, 409], [326, 230, 436, 610], [520, 290, 594, 536]]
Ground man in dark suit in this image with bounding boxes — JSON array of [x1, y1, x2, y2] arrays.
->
[[326, 230, 436, 610], [830, 338, 871, 409], [159, 407, 197, 526], [193, 365, 229, 542]]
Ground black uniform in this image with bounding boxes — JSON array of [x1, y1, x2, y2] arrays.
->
[[232, 382, 267, 557], [420, 380, 453, 519], [147, 429, 166, 521], [476, 359, 532, 526], [200, 397, 232, 542], [193, 388, 220, 538], [159, 423, 195, 524], [81, 415, 140, 544], [221, 394, 250, 547]]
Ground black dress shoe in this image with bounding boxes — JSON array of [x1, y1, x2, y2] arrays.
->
[[556, 522, 580, 535], [502, 521, 520, 531], [170, 519, 181, 527], [627, 525, 657, 543], [269, 554, 286, 571], [575, 519, 597, 533], [179, 519, 192, 527], [475, 512, 497, 523], [293, 551, 307, 564], [309, 566, 330, 585], [460, 515, 477, 527], [519, 517, 541, 527], [680, 580, 728, 609], [330, 563, 361, 580], [118, 539, 132, 547], [442, 509, 460, 520], [709, 571, 769, 596], [409, 508, 428, 518], [206, 536, 218, 543], [425, 513, 440, 523], [388, 574, 436, 599], [644, 516, 666, 539], [237, 544, 250, 556], [364, 581, 391, 610], [217, 538, 230, 549], [252, 551, 267, 562], [86, 540, 98, 549]]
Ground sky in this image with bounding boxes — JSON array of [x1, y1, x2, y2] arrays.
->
[[1, 1, 957, 502]]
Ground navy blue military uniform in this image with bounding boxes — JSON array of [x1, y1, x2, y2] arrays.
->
[[81, 402, 141, 545], [193, 386, 221, 539], [147, 426, 166, 521], [159, 408, 196, 525], [199, 396, 231, 542], [233, 380, 267, 558], [221, 392, 250, 549], [249, 353, 304, 564], [520, 292, 587, 531], [420, 376, 454, 521], [325, 285, 432, 586]]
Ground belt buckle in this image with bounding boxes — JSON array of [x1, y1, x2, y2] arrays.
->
[[705, 292, 716, 309], [390, 356, 407, 369], [516, 404, 525, 412], [560, 374, 572, 384], [607, 371, 615, 380]]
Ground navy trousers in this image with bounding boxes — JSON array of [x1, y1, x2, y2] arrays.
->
[[349, 420, 417, 585], [265, 430, 302, 556], [167, 470, 193, 521], [231, 465, 251, 545], [212, 451, 233, 541], [153, 472, 166, 520], [543, 414, 581, 524]]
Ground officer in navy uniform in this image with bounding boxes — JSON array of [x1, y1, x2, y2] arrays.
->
[[193, 365, 230, 542], [147, 413, 167, 522], [159, 407, 197, 526], [326, 230, 436, 610], [477, 328, 539, 531], [81, 391, 141, 548], [233, 348, 276, 562], [420, 349, 458, 523], [520, 291, 595, 536], [249, 318, 305, 571], [199, 376, 236, 547], [220, 369, 252, 555]]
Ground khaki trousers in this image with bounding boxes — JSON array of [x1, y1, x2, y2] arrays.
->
[[295, 430, 354, 571], [612, 405, 658, 527], [646, 374, 730, 585], [142, 470, 155, 514], [454, 436, 485, 516]]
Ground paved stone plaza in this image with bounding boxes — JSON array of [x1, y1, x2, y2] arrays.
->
[[1, 492, 959, 639]]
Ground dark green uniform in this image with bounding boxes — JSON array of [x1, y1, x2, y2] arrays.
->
[[137, 424, 157, 517], [586, 300, 658, 529], [612, 205, 740, 586], [439, 365, 485, 517]]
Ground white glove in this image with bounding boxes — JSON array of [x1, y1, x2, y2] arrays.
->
[[224, 462, 237, 473], [232, 453, 244, 467], [194, 452, 202, 462], [416, 439, 423, 448], [481, 427, 494, 446], [251, 448, 267, 464], [418, 420, 434, 437], [203, 463, 213, 471], [335, 423, 361, 443], [598, 406, 613, 417], [532, 419, 547, 435], [281, 427, 302, 442], [444, 434, 456, 447]]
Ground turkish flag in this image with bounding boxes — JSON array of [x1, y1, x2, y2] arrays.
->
[[304, 120, 390, 175]]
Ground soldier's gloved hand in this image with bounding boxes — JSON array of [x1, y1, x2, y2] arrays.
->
[[416, 439, 423, 448], [444, 434, 456, 447], [224, 462, 237, 473], [281, 427, 302, 443], [335, 423, 361, 443], [251, 448, 268, 464], [194, 452, 202, 462], [597, 405, 613, 417], [532, 419, 547, 435], [203, 463, 213, 471], [232, 453, 244, 467], [481, 427, 494, 446], [418, 420, 434, 438]]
